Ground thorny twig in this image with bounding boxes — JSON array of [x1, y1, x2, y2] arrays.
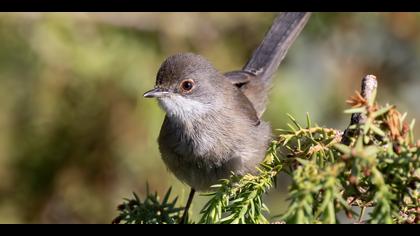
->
[[341, 75, 378, 145]]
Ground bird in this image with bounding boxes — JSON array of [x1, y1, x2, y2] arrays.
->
[[143, 12, 311, 223]]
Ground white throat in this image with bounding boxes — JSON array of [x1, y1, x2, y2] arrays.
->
[[158, 95, 213, 122]]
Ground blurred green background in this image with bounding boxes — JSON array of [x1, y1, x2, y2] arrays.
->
[[0, 13, 419, 223]]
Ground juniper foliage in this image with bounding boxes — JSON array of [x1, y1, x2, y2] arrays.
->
[[114, 76, 419, 224]]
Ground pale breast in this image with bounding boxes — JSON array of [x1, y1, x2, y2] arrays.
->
[[157, 115, 271, 191]]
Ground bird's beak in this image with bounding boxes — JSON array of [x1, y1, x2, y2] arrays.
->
[[143, 87, 169, 98]]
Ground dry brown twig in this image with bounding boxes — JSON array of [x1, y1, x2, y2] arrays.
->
[[341, 75, 378, 145]]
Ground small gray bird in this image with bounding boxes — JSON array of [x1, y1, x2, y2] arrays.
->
[[144, 12, 311, 223]]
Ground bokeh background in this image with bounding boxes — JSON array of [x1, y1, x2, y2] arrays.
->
[[0, 12, 419, 223]]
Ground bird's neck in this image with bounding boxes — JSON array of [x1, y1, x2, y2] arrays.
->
[[158, 95, 220, 125]]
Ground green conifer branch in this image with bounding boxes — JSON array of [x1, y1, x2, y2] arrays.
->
[[114, 74, 419, 224]]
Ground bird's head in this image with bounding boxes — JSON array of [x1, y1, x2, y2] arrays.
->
[[144, 53, 224, 120]]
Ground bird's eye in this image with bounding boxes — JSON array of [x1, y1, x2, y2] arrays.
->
[[180, 79, 195, 93]]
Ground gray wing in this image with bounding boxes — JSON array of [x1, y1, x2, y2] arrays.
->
[[225, 12, 311, 117]]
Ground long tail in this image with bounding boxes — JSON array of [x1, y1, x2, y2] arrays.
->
[[244, 12, 311, 84], [225, 12, 311, 117]]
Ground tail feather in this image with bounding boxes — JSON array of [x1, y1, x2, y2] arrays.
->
[[225, 12, 311, 117], [244, 12, 311, 84]]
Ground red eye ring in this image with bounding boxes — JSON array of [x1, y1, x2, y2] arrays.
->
[[180, 79, 195, 93]]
